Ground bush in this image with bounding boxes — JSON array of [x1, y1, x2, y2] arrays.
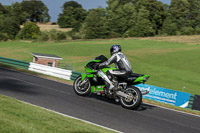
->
[[67, 30, 82, 40], [56, 32, 66, 40], [49, 29, 57, 40], [37, 29, 67, 41], [109, 31, 121, 38], [51, 22, 57, 25], [194, 26, 200, 34], [37, 31, 49, 41], [0, 33, 9, 41], [180, 27, 194, 35], [16, 21, 40, 40], [49, 29, 67, 41]]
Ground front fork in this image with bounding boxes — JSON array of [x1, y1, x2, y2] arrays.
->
[[79, 78, 88, 87], [79, 74, 91, 88]]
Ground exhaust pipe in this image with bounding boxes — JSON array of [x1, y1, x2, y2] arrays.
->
[[141, 90, 149, 95]]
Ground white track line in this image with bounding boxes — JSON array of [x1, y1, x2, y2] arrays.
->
[[21, 101, 122, 133]]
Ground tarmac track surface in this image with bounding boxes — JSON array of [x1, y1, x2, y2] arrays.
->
[[0, 67, 200, 133]]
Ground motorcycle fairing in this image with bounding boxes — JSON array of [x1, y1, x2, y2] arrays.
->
[[91, 85, 105, 93]]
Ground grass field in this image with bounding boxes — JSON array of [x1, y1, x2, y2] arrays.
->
[[138, 35, 200, 45], [0, 95, 115, 133], [0, 37, 199, 95]]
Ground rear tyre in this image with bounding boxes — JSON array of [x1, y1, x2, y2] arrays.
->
[[73, 75, 91, 96], [120, 86, 142, 109]]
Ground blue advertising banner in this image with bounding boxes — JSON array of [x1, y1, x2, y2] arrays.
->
[[135, 84, 191, 108]]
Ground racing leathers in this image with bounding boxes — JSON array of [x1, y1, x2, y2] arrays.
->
[[98, 52, 133, 91]]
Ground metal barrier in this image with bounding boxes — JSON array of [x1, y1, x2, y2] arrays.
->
[[29, 63, 72, 80], [193, 95, 200, 111], [0, 56, 29, 69], [70, 71, 82, 80], [188, 95, 200, 111], [187, 95, 195, 109]]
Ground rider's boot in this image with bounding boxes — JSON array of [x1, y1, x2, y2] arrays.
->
[[108, 81, 118, 94], [104, 80, 117, 95], [97, 70, 118, 94]]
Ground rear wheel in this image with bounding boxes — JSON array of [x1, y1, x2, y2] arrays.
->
[[73, 76, 91, 96], [120, 86, 142, 109]]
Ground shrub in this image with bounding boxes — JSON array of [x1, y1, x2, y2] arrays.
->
[[56, 31, 66, 40], [181, 27, 194, 35], [49, 29, 57, 40], [37, 29, 67, 41], [37, 31, 49, 41], [67, 30, 82, 40], [16, 21, 40, 40], [194, 26, 200, 34], [0, 33, 9, 41], [108, 31, 121, 38], [51, 22, 57, 25]]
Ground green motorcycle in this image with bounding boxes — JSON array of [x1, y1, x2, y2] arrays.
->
[[73, 55, 150, 109]]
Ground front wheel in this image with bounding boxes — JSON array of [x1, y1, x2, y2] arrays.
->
[[73, 75, 91, 96], [120, 86, 142, 109]]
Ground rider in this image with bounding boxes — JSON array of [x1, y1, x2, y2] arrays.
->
[[97, 45, 133, 93]]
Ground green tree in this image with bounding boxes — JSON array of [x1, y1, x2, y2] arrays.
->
[[169, 0, 191, 30], [80, 8, 110, 39], [0, 16, 20, 40], [127, 6, 155, 37], [0, 3, 21, 40], [57, 1, 87, 31], [0, 3, 20, 40], [106, 0, 166, 37], [10, 2, 29, 24], [106, 0, 137, 37], [161, 15, 178, 35], [135, 0, 167, 35], [0, 3, 5, 14], [21, 0, 50, 22], [188, 0, 200, 32], [16, 21, 40, 39], [63, 1, 82, 9], [170, 0, 190, 19]]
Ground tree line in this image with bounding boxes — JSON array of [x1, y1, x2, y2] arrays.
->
[[0, 0, 49, 40], [58, 0, 200, 39], [1, 0, 200, 41]]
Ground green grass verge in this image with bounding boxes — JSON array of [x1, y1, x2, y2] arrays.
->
[[0, 94, 116, 133]]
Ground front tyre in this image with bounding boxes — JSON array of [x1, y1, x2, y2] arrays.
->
[[120, 86, 142, 109], [73, 75, 91, 96]]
